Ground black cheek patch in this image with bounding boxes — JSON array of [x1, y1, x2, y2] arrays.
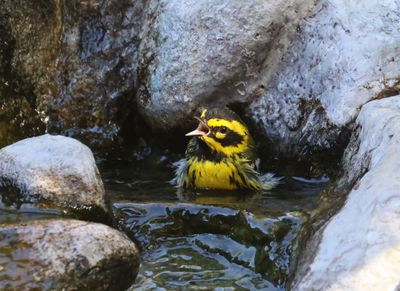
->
[[214, 131, 244, 147]]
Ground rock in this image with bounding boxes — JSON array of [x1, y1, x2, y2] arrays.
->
[[0, 96, 45, 149], [136, 0, 400, 169], [136, 0, 313, 130], [292, 96, 400, 290], [0, 218, 140, 290], [0, 134, 107, 221], [248, 0, 400, 160], [0, 0, 145, 150], [2, 0, 400, 163], [0, 8, 45, 148]]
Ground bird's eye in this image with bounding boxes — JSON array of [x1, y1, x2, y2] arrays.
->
[[219, 126, 227, 133]]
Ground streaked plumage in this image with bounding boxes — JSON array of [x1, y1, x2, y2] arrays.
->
[[172, 108, 279, 190]]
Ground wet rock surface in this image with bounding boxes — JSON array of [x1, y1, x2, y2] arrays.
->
[[0, 218, 140, 290], [292, 96, 400, 290], [0, 0, 145, 149], [0, 7, 45, 148], [0, 134, 107, 221]]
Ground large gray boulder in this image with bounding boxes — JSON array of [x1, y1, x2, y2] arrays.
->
[[248, 0, 400, 158], [0, 219, 140, 290], [137, 0, 400, 164], [292, 96, 400, 290], [136, 0, 313, 130], [0, 134, 107, 220]]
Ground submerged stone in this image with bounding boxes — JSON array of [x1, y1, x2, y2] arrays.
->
[[0, 218, 140, 290], [0, 134, 108, 222]]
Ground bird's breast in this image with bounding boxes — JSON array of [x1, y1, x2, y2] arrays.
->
[[187, 158, 244, 190]]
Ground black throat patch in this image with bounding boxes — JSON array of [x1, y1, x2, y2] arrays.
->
[[186, 137, 225, 162]]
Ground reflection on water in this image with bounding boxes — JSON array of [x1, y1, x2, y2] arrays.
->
[[0, 198, 61, 224], [114, 203, 301, 290], [0, 228, 39, 290], [100, 156, 328, 290]]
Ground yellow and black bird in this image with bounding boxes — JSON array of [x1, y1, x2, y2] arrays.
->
[[172, 108, 279, 190]]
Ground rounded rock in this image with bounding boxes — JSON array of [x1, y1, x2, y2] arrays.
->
[[0, 218, 140, 290], [0, 134, 107, 220]]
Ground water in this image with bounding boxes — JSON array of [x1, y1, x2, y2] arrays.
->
[[100, 155, 327, 290], [0, 152, 327, 289]]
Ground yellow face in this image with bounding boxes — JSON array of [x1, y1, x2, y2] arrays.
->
[[186, 108, 251, 156]]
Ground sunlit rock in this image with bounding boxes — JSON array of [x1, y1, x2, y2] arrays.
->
[[248, 0, 400, 159], [0, 134, 107, 220], [293, 96, 400, 290], [136, 0, 312, 130], [0, 219, 140, 290], [137, 0, 400, 167]]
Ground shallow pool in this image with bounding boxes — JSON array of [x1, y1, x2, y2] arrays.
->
[[100, 155, 327, 290]]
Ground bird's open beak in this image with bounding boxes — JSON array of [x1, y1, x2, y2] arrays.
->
[[185, 116, 210, 137]]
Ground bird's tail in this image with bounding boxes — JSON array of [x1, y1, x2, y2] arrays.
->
[[259, 172, 283, 190], [170, 158, 187, 188]]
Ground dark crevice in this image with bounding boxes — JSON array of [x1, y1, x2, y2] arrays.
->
[[0, 7, 46, 147]]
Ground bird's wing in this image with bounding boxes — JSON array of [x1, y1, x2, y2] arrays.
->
[[170, 158, 188, 188], [236, 157, 281, 190]]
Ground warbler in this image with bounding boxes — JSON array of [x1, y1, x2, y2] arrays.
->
[[172, 108, 279, 190]]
